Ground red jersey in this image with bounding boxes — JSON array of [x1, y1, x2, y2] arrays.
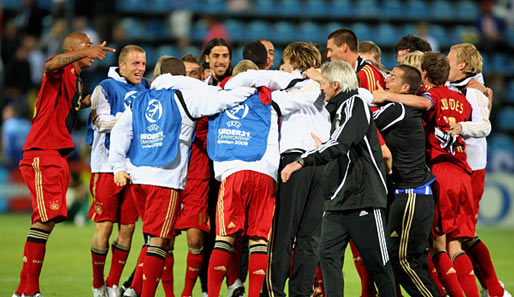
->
[[187, 116, 210, 179], [357, 57, 386, 145], [23, 59, 83, 153], [356, 57, 386, 92], [422, 86, 472, 173]]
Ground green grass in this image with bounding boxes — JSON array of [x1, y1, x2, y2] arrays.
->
[[1, 213, 513, 297]]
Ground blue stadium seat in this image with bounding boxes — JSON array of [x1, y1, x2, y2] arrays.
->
[[144, 46, 157, 67], [328, 0, 352, 17], [429, 25, 449, 48], [506, 29, 514, 47], [355, 0, 379, 18], [491, 53, 513, 74], [274, 47, 283, 69], [397, 24, 417, 39], [299, 22, 323, 44], [375, 23, 397, 47], [156, 45, 179, 59], [273, 22, 298, 43], [233, 46, 245, 66], [506, 80, 514, 104], [497, 107, 514, 132], [351, 23, 373, 43], [305, 0, 328, 17], [456, 1, 479, 21], [382, 0, 403, 18], [204, 0, 226, 13], [481, 53, 491, 74], [224, 20, 245, 42], [278, 0, 303, 17], [486, 133, 514, 173], [381, 52, 396, 70], [147, 19, 168, 40], [190, 21, 208, 43], [246, 21, 271, 41], [120, 18, 145, 40], [254, 0, 275, 15], [3, 0, 22, 9], [117, 0, 139, 12], [430, 0, 453, 21], [406, 0, 428, 20], [325, 22, 346, 37]]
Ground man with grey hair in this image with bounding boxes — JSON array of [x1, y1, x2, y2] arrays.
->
[[281, 60, 396, 297]]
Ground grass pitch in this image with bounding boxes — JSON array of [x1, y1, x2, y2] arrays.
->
[[0, 213, 512, 297]]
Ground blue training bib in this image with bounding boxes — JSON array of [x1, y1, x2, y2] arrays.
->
[[129, 89, 182, 167], [207, 92, 271, 162]]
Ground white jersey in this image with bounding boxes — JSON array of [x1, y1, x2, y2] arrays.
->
[[447, 77, 491, 171], [109, 74, 255, 189], [217, 70, 322, 181]]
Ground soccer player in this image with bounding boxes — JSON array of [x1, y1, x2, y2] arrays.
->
[[373, 64, 440, 297], [393, 35, 432, 64], [259, 42, 330, 297], [13, 32, 115, 297], [182, 54, 203, 80], [206, 60, 326, 297], [326, 28, 392, 296], [88, 45, 148, 297], [259, 39, 275, 70], [358, 40, 388, 74], [243, 41, 268, 70], [109, 58, 255, 297], [282, 60, 396, 297], [202, 38, 232, 86], [374, 52, 478, 297], [447, 43, 511, 297]]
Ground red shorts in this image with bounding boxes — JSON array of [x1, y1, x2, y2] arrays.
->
[[130, 184, 181, 239], [19, 150, 69, 224], [431, 162, 475, 240], [216, 170, 275, 240], [471, 169, 486, 225], [87, 173, 138, 224], [174, 178, 210, 232]]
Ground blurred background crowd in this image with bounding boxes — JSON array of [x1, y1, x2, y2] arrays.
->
[[0, 0, 513, 226]]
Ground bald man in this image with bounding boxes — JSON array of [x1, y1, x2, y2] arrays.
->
[[13, 33, 114, 297]]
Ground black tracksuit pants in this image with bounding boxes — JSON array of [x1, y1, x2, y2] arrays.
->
[[319, 208, 397, 297], [263, 153, 325, 297], [387, 192, 441, 297]]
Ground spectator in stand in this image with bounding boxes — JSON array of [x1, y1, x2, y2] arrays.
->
[[1, 104, 31, 169]]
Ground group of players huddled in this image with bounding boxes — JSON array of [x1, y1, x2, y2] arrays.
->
[[11, 25, 511, 297]]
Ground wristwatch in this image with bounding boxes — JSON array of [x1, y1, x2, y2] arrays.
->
[[295, 157, 305, 167]]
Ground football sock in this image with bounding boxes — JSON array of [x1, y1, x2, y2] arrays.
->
[[452, 251, 479, 297], [131, 245, 148, 296], [432, 251, 464, 297], [91, 246, 108, 289], [141, 246, 167, 297], [25, 227, 50, 295], [161, 249, 175, 297], [463, 237, 504, 297], [427, 252, 446, 297], [15, 241, 30, 295], [248, 244, 268, 297], [106, 241, 130, 287], [208, 240, 232, 297], [181, 248, 203, 297]]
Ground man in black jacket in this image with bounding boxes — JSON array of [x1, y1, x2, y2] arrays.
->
[[281, 60, 396, 297]]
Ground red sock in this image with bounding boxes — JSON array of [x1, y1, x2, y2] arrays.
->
[[208, 241, 232, 297], [142, 246, 167, 297], [466, 239, 504, 297], [248, 244, 268, 297], [315, 265, 326, 297], [453, 252, 479, 297], [350, 240, 377, 297], [106, 242, 130, 287], [161, 250, 175, 297], [15, 241, 29, 295], [91, 247, 108, 289], [227, 240, 241, 286], [181, 251, 203, 297], [132, 245, 148, 295], [427, 252, 446, 297], [433, 251, 464, 297], [25, 228, 50, 295]]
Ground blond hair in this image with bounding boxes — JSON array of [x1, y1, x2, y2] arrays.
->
[[119, 45, 145, 64], [359, 41, 381, 63], [401, 51, 424, 69], [232, 60, 258, 76], [153, 55, 173, 78], [282, 42, 321, 72], [450, 43, 483, 74]]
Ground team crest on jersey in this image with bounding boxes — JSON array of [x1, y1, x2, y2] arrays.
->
[[145, 99, 163, 123], [124, 91, 138, 108], [49, 200, 60, 210]]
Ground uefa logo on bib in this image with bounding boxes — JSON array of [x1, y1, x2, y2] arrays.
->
[[226, 104, 249, 120], [145, 99, 163, 123], [124, 91, 138, 109]]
